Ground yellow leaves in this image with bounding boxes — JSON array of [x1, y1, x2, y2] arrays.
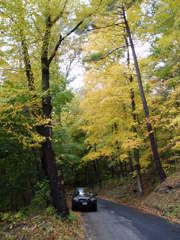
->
[[121, 136, 143, 151], [172, 141, 180, 151], [82, 151, 100, 162], [169, 107, 178, 115], [82, 145, 113, 162], [140, 157, 151, 169], [83, 5, 124, 59], [81, 55, 145, 164], [1, 121, 44, 149], [171, 116, 180, 127], [126, 2, 141, 30], [0, 72, 46, 149], [119, 153, 128, 161], [100, 146, 113, 157]]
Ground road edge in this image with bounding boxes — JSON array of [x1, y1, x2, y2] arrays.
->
[[98, 195, 180, 225]]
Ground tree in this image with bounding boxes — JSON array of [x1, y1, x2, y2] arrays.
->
[[82, 0, 166, 181], [125, 36, 143, 193], [1, 0, 105, 215], [122, 4, 166, 181]]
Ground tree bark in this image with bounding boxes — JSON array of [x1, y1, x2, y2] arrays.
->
[[93, 144, 102, 186], [124, 161, 128, 176], [85, 164, 89, 186], [20, 30, 35, 91], [128, 152, 134, 173], [119, 161, 125, 177], [111, 166, 115, 178], [124, 34, 143, 193], [130, 75, 143, 194], [39, 16, 68, 216], [17, 0, 35, 91], [122, 6, 166, 181], [93, 160, 101, 186]]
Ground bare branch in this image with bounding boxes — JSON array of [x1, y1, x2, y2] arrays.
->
[[20, 29, 35, 91], [99, 46, 126, 60], [48, 20, 83, 64], [65, 55, 76, 79], [48, 0, 104, 64], [86, 46, 127, 63], [85, 23, 124, 32]]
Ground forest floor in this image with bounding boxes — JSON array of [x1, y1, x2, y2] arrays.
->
[[0, 207, 85, 240], [96, 170, 180, 224]]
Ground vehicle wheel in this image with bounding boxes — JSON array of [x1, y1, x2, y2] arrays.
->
[[93, 205, 97, 212], [72, 204, 76, 211]]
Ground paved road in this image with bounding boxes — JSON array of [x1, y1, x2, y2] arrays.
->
[[82, 199, 180, 240]]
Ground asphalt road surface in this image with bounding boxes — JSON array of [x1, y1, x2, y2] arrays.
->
[[82, 199, 180, 240]]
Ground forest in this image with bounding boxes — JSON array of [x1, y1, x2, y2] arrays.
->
[[0, 0, 180, 238]]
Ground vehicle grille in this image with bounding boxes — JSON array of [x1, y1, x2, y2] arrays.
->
[[79, 199, 89, 204]]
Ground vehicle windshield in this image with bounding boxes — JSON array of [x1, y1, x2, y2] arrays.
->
[[76, 188, 90, 196]]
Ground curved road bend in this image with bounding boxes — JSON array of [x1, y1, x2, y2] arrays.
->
[[82, 199, 180, 240]]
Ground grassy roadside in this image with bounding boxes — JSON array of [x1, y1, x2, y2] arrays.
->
[[96, 171, 180, 224], [0, 206, 85, 240]]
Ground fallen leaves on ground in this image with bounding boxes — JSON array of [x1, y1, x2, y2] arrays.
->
[[0, 209, 85, 240]]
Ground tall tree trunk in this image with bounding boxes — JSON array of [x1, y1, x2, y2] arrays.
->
[[111, 166, 115, 178], [128, 152, 134, 173], [20, 30, 35, 91], [134, 149, 143, 193], [94, 144, 101, 186], [124, 161, 128, 176], [122, 6, 166, 181], [130, 75, 143, 194], [39, 16, 68, 216], [93, 160, 101, 186], [119, 161, 125, 177], [86, 164, 89, 186], [40, 63, 68, 217], [124, 34, 143, 193]]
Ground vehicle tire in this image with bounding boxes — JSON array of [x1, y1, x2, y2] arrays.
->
[[72, 203, 76, 211], [93, 204, 97, 212]]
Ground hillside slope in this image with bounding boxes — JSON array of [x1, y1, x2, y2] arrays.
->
[[97, 171, 180, 223], [144, 172, 180, 220]]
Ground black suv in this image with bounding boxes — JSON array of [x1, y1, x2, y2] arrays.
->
[[72, 187, 97, 211]]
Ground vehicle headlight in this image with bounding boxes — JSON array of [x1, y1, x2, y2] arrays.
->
[[90, 198, 96, 201], [73, 197, 79, 202]]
